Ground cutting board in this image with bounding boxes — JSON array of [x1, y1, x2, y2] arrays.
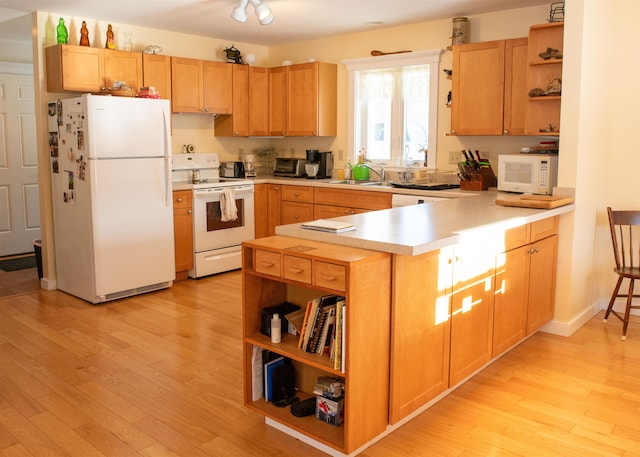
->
[[495, 194, 574, 209]]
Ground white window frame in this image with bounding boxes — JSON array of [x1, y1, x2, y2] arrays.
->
[[343, 50, 442, 169]]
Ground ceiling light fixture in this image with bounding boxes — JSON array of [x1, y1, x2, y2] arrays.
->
[[231, 0, 274, 25]]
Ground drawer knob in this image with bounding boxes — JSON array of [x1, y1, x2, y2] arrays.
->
[[288, 267, 304, 274], [177, 197, 183, 202]]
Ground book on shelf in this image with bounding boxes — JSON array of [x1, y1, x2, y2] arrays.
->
[[264, 355, 285, 402], [299, 297, 321, 351], [331, 299, 346, 372], [304, 295, 343, 354], [301, 219, 356, 233], [317, 305, 336, 355], [284, 308, 307, 336]]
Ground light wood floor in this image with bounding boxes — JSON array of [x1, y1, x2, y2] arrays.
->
[[1, 271, 639, 457]]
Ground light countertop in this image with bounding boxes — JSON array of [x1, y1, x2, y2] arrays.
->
[[274, 189, 575, 256]]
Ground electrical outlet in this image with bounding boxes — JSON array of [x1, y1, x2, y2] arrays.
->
[[449, 151, 461, 164]]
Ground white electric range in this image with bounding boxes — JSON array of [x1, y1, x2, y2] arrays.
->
[[171, 153, 255, 278]]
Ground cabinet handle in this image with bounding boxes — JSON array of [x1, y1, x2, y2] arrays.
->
[[343, 209, 350, 214], [319, 274, 337, 281], [529, 247, 540, 254], [188, 210, 192, 214], [294, 214, 299, 219], [177, 197, 183, 202], [287, 267, 305, 274], [259, 261, 275, 268], [294, 192, 299, 197], [201, 108, 208, 113], [503, 129, 509, 135], [451, 129, 456, 135]]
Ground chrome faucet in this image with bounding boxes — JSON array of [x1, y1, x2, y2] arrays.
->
[[362, 162, 386, 181]]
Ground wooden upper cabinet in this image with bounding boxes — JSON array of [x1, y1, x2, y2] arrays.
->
[[214, 64, 248, 136], [249, 66, 270, 136], [286, 62, 337, 136], [171, 57, 202, 112], [202, 61, 232, 114], [46, 45, 105, 92], [503, 38, 528, 136], [451, 38, 527, 136], [171, 57, 232, 114], [142, 53, 171, 100], [103, 49, 143, 91], [269, 66, 288, 136]]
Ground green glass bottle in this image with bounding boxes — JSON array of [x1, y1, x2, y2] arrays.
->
[[56, 18, 68, 44]]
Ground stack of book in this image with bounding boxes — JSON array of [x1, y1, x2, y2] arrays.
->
[[292, 294, 346, 372]]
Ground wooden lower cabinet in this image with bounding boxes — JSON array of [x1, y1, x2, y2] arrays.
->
[[280, 185, 314, 226], [253, 184, 269, 238], [172, 190, 193, 280], [448, 242, 496, 386], [390, 216, 559, 424], [314, 187, 392, 215], [389, 250, 451, 424], [493, 217, 558, 356], [242, 236, 391, 454]]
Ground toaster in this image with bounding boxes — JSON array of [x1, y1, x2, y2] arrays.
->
[[221, 161, 245, 178], [273, 158, 308, 177]]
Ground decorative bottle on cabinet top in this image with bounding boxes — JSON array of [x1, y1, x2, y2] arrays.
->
[[79, 21, 90, 46], [105, 24, 116, 49], [56, 18, 68, 44]]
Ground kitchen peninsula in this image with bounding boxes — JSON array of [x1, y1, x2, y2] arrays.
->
[[242, 190, 574, 456]]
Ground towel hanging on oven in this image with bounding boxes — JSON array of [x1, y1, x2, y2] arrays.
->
[[220, 188, 238, 222]]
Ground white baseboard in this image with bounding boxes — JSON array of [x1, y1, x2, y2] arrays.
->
[[540, 297, 640, 337], [40, 277, 56, 291]]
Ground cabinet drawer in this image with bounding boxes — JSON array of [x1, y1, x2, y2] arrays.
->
[[531, 216, 558, 242], [283, 255, 312, 284], [173, 190, 192, 209], [315, 261, 346, 292], [503, 224, 530, 251], [281, 185, 313, 203], [281, 202, 314, 225], [255, 250, 281, 277]]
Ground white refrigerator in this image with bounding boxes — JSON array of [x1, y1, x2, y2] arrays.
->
[[48, 94, 175, 304]]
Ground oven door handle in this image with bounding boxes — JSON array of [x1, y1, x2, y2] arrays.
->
[[193, 185, 254, 198]]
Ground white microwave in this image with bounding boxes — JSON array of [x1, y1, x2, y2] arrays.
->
[[497, 153, 558, 195]]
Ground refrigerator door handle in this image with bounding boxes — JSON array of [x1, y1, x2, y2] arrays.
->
[[163, 110, 172, 207]]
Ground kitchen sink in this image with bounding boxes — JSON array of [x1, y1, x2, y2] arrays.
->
[[326, 180, 391, 186]]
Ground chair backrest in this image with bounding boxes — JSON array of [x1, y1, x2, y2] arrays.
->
[[607, 207, 640, 270]]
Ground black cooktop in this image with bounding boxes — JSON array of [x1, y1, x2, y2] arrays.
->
[[390, 183, 460, 191]]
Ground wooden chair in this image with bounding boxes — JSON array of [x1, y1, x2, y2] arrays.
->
[[603, 207, 640, 340]]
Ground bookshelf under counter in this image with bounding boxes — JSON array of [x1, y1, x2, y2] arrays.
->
[[242, 236, 391, 455]]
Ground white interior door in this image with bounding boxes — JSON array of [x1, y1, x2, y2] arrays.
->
[[0, 68, 40, 256]]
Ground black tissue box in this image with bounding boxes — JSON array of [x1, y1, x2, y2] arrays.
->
[[260, 302, 300, 337]]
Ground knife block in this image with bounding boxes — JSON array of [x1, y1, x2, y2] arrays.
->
[[460, 166, 497, 191]]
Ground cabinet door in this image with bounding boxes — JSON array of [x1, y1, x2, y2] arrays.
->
[[269, 66, 287, 136], [143, 53, 171, 100], [46, 45, 104, 92], [171, 57, 202, 113], [281, 201, 313, 225], [250, 67, 269, 136], [172, 191, 193, 273], [451, 40, 506, 135], [267, 184, 282, 236], [253, 184, 269, 239], [286, 63, 319, 136], [503, 38, 528, 136], [389, 249, 451, 424], [527, 235, 558, 334], [493, 244, 530, 357], [203, 61, 233, 114], [449, 242, 495, 386], [103, 49, 143, 91]]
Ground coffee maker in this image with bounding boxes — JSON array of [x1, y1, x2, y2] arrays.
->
[[305, 150, 333, 179]]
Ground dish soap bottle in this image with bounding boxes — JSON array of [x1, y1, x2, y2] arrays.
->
[[271, 313, 281, 343], [344, 160, 352, 180]]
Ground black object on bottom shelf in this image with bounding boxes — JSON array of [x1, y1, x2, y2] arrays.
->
[[290, 397, 316, 417]]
